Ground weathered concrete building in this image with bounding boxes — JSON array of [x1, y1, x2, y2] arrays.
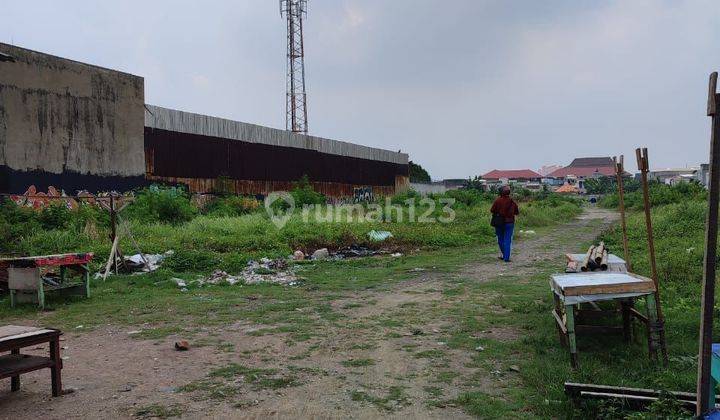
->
[[0, 44, 409, 197], [0, 43, 145, 193]]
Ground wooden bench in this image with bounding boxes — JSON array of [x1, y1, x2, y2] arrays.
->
[[0, 325, 63, 397]]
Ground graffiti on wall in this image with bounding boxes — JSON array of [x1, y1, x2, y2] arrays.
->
[[353, 186, 373, 203]]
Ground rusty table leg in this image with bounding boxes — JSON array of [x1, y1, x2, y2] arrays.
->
[[49, 337, 62, 397]]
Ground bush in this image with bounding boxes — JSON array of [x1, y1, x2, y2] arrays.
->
[[0, 199, 41, 253], [203, 196, 260, 217], [600, 181, 706, 211], [38, 202, 72, 229], [126, 186, 197, 224], [291, 176, 326, 207]]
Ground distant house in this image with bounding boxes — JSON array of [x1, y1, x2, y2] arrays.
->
[[648, 168, 698, 185], [547, 157, 617, 193], [482, 169, 542, 182], [482, 169, 542, 190]]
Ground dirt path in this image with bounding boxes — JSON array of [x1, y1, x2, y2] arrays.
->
[[0, 207, 617, 419]]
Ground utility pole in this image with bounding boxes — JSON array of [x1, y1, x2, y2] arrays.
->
[[281, 0, 309, 134]]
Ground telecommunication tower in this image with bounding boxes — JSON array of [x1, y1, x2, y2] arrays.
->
[[280, 0, 308, 134]]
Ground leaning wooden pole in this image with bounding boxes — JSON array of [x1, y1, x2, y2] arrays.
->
[[696, 71, 720, 416], [614, 156, 632, 271], [636, 147, 669, 366]]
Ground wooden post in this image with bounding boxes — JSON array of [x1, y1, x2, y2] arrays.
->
[[697, 71, 720, 416], [636, 147, 669, 366], [614, 156, 632, 271], [110, 195, 117, 275]]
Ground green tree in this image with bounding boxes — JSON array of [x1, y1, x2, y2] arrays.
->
[[409, 161, 431, 183]]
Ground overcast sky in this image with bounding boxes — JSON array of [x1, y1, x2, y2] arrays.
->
[[3, 1, 720, 179]]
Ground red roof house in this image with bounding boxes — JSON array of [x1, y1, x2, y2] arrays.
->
[[482, 169, 542, 181], [548, 157, 616, 178]]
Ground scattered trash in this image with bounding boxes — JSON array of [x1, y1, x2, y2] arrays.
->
[[124, 251, 174, 273], [174, 340, 190, 351], [292, 250, 305, 261], [391, 252, 403, 258], [509, 365, 520, 372], [368, 230, 393, 242], [475, 345, 485, 351], [243, 259, 298, 285], [519, 230, 536, 235], [311, 248, 330, 260], [127, 330, 142, 335], [202, 270, 242, 285], [333, 245, 379, 259], [686, 247, 695, 253], [165, 257, 301, 291], [75, 325, 84, 329]]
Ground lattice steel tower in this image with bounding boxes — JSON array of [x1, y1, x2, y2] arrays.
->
[[281, 0, 308, 134]]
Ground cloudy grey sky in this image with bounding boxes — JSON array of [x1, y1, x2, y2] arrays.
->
[[3, 1, 719, 179]]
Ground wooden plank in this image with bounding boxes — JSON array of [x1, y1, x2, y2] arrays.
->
[[0, 325, 45, 340], [0, 354, 54, 379], [565, 382, 697, 401], [552, 310, 567, 334], [0, 328, 56, 343], [563, 281, 656, 297], [699, 71, 720, 415], [552, 273, 656, 297]]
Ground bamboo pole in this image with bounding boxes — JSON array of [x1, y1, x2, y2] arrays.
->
[[614, 156, 632, 271], [696, 71, 720, 416], [636, 147, 668, 366]]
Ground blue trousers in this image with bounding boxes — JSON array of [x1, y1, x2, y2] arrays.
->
[[494, 223, 515, 262]]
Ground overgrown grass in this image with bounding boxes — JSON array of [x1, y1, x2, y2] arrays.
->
[[0, 187, 582, 274]]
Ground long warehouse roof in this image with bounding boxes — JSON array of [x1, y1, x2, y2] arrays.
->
[[144, 105, 408, 165]]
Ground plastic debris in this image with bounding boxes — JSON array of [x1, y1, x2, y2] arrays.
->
[[125, 250, 174, 274], [368, 230, 393, 242], [391, 252, 403, 258]]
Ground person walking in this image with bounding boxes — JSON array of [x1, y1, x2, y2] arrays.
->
[[490, 186, 519, 262]]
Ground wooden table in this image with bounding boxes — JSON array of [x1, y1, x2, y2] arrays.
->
[[0, 253, 92, 309], [0, 325, 63, 396], [550, 272, 658, 368]]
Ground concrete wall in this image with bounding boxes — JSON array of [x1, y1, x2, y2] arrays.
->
[[410, 182, 447, 195], [0, 43, 145, 193]]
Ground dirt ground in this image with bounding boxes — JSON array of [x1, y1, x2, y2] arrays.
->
[[0, 207, 617, 419]]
